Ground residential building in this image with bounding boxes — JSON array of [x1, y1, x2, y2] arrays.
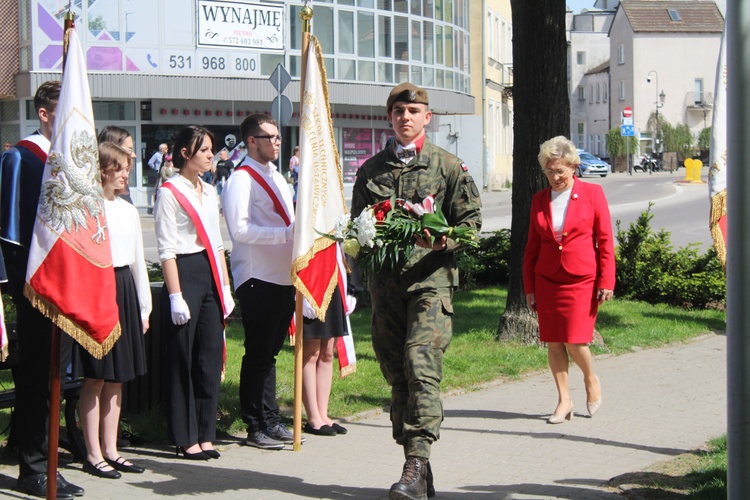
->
[[608, 0, 723, 156], [471, 0, 513, 190], [567, 1, 615, 156]]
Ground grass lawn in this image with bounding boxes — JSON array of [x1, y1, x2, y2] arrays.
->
[[0, 286, 727, 452]]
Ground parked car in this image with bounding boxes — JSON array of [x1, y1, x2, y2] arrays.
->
[[575, 150, 611, 178]]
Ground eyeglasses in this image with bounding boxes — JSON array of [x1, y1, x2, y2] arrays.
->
[[253, 135, 282, 144], [543, 168, 571, 177]]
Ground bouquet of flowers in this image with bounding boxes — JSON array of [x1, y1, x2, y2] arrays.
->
[[321, 195, 478, 273]]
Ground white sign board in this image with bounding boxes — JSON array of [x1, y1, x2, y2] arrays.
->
[[197, 0, 284, 51]]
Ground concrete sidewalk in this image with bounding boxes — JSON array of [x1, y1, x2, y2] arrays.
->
[[0, 334, 726, 499]]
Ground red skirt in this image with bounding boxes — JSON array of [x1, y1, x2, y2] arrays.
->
[[535, 266, 598, 344]]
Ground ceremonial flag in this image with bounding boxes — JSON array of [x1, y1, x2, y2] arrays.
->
[[291, 35, 347, 321], [709, 28, 727, 268], [24, 28, 121, 358], [291, 35, 355, 375]]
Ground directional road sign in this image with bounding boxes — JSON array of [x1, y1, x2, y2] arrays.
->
[[621, 125, 635, 137]]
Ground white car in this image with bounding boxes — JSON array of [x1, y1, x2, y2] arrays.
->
[[575, 150, 611, 178]]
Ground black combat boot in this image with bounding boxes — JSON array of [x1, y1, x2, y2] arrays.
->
[[389, 456, 429, 500]]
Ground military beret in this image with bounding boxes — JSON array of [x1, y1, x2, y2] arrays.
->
[[386, 82, 429, 112]]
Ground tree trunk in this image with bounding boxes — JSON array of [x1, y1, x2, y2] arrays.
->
[[498, 0, 570, 344]]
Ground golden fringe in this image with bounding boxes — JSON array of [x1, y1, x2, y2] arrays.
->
[[291, 237, 339, 322], [709, 190, 727, 270], [24, 283, 121, 360], [310, 36, 346, 209], [339, 363, 356, 379]]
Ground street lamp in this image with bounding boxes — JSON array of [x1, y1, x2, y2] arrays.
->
[[647, 70, 666, 155]]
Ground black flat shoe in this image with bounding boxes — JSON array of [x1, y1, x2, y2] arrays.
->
[[331, 423, 348, 435], [175, 446, 210, 460], [303, 422, 337, 436], [106, 456, 145, 473], [83, 459, 122, 479], [201, 449, 221, 459]]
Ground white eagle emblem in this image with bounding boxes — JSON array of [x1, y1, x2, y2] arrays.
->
[[40, 130, 107, 243]]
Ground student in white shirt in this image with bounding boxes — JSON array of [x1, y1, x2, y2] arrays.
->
[[79, 142, 151, 479], [222, 114, 297, 450], [154, 125, 234, 460]]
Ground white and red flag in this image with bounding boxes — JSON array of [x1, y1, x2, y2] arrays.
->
[[709, 28, 727, 268], [291, 35, 355, 375], [24, 28, 121, 358]]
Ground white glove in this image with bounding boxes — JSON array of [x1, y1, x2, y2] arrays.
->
[[302, 297, 317, 320], [345, 295, 357, 316], [169, 292, 191, 325], [222, 285, 235, 318]]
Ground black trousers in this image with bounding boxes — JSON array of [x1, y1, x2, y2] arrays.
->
[[236, 278, 295, 433], [3, 244, 72, 478], [161, 252, 224, 446]]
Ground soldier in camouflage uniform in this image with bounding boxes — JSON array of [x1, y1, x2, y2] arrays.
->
[[351, 82, 482, 500]]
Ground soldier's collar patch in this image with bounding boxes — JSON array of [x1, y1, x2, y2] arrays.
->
[[461, 163, 469, 172]]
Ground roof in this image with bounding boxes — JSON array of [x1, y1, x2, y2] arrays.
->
[[619, 0, 724, 33], [585, 60, 610, 75]]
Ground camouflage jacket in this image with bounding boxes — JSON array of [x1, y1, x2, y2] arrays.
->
[[351, 139, 482, 290]]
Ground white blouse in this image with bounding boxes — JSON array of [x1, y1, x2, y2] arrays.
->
[[105, 197, 152, 321], [154, 173, 224, 262], [550, 187, 572, 242]]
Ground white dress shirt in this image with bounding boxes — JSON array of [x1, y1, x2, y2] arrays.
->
[[550, 187, 572, 242], [154, 173, 224, 262], [105, 197, 152, 321], [221, 156, 295, 288]]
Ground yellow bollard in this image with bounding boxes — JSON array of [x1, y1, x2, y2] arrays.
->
[[683, 158, 693, 181], [691, 159, 703, 183]]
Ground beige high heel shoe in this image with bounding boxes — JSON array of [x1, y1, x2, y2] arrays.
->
[[547, 403, 574, 424], [587, 375, 602, 417]]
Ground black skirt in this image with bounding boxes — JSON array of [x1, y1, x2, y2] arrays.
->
[[303, 286, 348, 339], [80, 267, 147, 382]]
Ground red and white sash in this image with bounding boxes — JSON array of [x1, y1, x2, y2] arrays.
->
[[235, 165, 292, 226], [161, 179, 227, 317]]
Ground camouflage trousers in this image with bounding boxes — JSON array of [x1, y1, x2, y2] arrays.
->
[[370, 274, 453, 459]]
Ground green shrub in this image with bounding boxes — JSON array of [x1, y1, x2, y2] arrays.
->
[[458, 229, 511, 289], [615, 205, 725, 309]]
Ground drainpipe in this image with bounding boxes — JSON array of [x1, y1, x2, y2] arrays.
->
[[481, 0, 488, 190]]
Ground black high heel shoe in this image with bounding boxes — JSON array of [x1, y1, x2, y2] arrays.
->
[[175, 446, 210, 460], [201, 449, 221, 459]]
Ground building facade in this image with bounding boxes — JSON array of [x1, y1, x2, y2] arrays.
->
[[0, 0, 479, 207]]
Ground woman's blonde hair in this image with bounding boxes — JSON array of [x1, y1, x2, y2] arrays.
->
[[538, 136, 580, 169]]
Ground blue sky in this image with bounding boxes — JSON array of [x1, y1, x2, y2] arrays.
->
[[567, 1, 597, 14]]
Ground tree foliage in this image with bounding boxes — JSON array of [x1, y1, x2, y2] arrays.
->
[[498, 0, 569, 344], [605, 127, 639, 158], [698, 127, 712, 151], [662, 122, 696, 158]]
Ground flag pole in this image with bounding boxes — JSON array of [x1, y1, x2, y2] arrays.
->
[[45, 10, 74, 497], [292, 2, 313, 452]]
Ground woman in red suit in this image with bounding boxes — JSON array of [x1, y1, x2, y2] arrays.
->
[[523, 136, 615, 424]]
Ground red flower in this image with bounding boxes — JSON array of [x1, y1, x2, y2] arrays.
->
[[373, 200, 392, 213], [375, 211, 386, 223]]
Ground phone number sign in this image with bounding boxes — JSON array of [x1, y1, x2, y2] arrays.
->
[[197, 0, 284, 51]]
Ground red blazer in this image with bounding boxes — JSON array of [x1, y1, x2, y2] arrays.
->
[[523, 178, 616, 294]]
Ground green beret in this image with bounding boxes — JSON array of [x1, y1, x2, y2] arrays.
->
[[386, 82, 429, 112]]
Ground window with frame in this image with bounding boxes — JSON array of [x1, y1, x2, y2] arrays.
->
[[694, 78, 704, 104], [603, 84, 608, 102], [578, 86, 585, 101], [576, 51, 585, 65], [577, 123, 585, 149], [618, 80, 625, 100], [596, 83, 600, 103], [618, 44, 625, 64], [589, 85, 594, 104]]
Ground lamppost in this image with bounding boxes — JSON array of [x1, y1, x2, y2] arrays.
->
[[647, 70, 666, 155]]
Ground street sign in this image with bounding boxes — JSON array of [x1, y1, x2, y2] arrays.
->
[[622, 116, 633, 126], [271, 95, 293, 127], [621, 124, 635, 137], [269, 64, 291, 93], [623, 106, 633, 118]]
